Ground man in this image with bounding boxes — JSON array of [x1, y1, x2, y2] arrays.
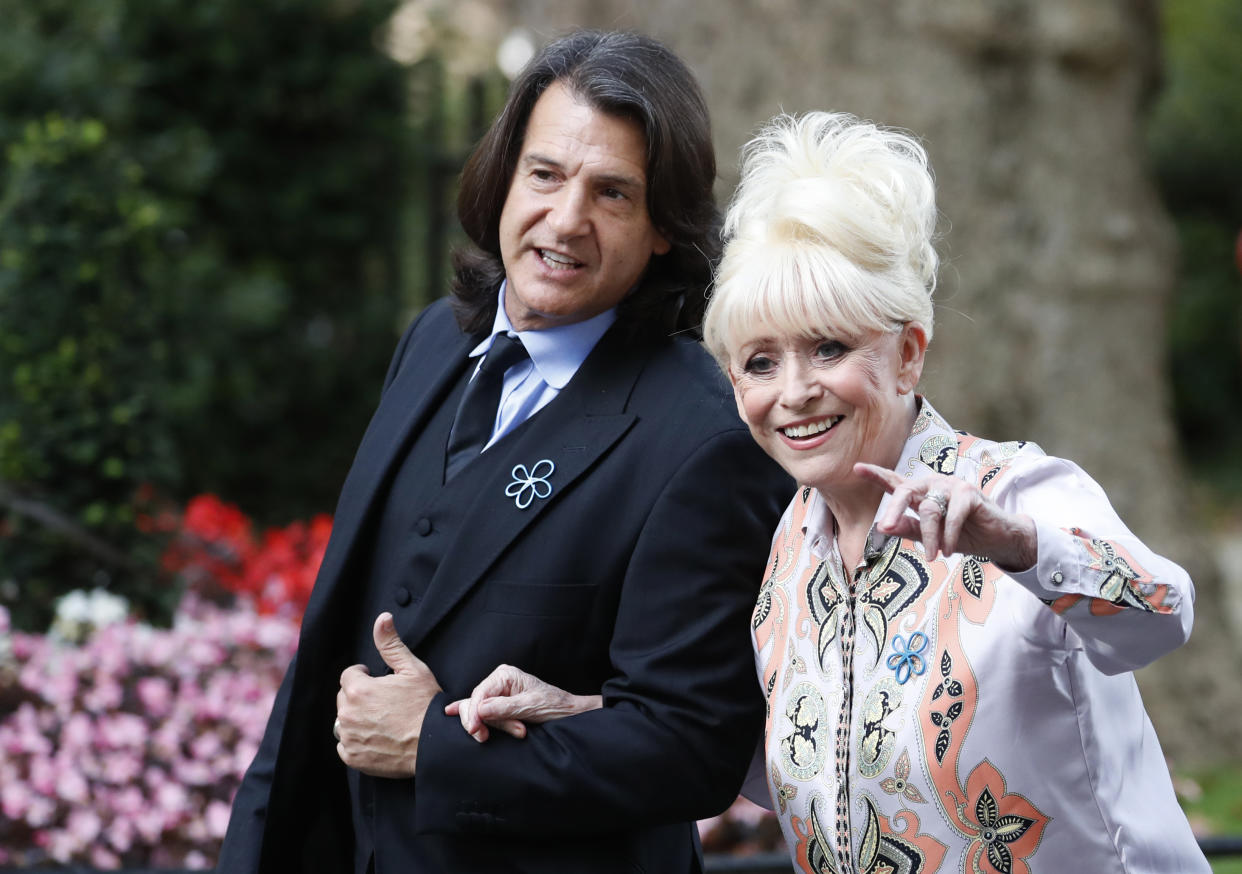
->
[[217, 30, 791, 874]]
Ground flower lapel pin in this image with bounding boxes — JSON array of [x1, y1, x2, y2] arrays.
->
[[505, 459, 555, 510]]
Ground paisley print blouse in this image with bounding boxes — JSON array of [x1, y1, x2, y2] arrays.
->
[[755, 400, 1208, 874]]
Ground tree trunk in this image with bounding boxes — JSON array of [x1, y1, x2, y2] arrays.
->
[[424, 0, 1242, 765]]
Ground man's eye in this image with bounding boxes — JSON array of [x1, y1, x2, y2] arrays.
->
[[601, 187, 626, 200]]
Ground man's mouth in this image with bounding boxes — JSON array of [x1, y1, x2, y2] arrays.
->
[[539, 249, 583, 270], [779, 415, 843, 439]]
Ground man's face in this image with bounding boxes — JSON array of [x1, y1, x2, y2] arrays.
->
[[498, 81, 670, 332]]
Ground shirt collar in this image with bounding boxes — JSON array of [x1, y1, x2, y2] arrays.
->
[[469, 281, 617, 389]]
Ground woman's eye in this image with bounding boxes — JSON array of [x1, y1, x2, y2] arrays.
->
[[814, 340, 847, 361], [743, 355, 776, 374]]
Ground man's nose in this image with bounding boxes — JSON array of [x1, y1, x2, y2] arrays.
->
[[545, 186, 590, 238]]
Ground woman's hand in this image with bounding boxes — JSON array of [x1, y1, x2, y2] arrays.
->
[[854, 462, 1038, 571], [443, 664, 602, 743]]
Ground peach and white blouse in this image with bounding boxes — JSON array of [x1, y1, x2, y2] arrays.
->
[[754, 400, 1207, 874]]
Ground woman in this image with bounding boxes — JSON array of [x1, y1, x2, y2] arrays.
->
[[450, 112, 1208, 874]]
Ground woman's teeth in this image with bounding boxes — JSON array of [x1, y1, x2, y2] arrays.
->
[[782, 416, 842, 438]]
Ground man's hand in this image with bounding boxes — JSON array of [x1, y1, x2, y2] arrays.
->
[[444, 664, 602, 743], [335, 612, 442, 778]]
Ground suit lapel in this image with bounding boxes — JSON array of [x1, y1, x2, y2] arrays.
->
[[399, 325, 653, 649], [301, 304, 476, 636]]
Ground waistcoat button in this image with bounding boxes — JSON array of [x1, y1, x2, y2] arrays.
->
[[416, 517, 433, 536]]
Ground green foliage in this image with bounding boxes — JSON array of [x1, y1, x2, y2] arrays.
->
[[0, 0, 409, 629], [1149, 0, 1242, 216], [1177, 765, 1242, 872], [1148, 0, 1242, 495]]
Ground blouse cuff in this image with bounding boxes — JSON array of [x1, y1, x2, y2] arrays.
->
[[1006, 518, 1080, 599]]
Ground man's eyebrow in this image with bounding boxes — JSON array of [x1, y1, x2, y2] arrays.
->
[[519, 152, 645, 193], [520, 152, 564, 171]]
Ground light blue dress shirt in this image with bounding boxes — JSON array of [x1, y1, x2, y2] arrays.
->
[[468, 281, 617, 450]]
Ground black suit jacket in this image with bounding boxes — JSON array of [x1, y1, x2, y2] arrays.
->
[[218, 298, 792, 873]]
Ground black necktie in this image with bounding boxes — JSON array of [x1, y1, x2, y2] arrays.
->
[[445, 333, 530, 480]]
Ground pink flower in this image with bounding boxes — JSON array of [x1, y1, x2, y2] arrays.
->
[[173, 756, 214, 786], [101, 749, 144, 784], [206, 799, 232, 839], [107, 814, 135, 852], [25, 793, 57, 828], [66, 808, 103, 847], [82, 674, 124, 712], [59, 712, 94, 751], [133, 806, 166, 843], [1, 781, 33, 819], [189, 730, 222, 761], [91, 844, 121, 868], [154, 779, 189, 816], [55, 761, 90, 804], [28, 755, 57, 794], [136, 675, 173, 717], [97, 712, 148, 749]]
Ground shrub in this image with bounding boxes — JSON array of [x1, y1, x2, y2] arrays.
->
[[0, 0, 409, 629]]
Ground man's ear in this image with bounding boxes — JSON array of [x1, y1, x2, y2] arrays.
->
[[652, 230, 671, 256], [896, 322, 928, 395]]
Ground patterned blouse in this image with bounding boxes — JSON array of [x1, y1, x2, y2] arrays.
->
[[755, 400, 1208, 874]]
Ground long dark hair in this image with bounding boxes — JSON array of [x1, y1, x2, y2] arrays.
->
[[451, 30, 721, 338]]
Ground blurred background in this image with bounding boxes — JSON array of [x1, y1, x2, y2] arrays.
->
[[0, 0, 1239, 868]]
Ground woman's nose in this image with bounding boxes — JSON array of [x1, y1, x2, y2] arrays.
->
[[779, 361, 823, 409], [545, 186, 590, 239]]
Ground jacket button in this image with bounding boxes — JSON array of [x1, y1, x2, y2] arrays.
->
[[416, 517, 433, 536], [394, 587, 412, 607]]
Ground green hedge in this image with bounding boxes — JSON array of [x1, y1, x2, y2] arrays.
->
[[0, 0, 409, 629]]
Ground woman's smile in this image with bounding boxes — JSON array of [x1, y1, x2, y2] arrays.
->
[[778, 414, 844, 442]]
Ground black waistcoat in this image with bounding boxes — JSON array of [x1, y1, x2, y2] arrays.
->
[[347, 361, 534, 872]]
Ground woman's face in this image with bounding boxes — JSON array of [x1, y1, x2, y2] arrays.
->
[[728, 322, 926, 491]]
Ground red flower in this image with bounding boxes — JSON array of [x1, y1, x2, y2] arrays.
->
[[158, 495, 331, 623]]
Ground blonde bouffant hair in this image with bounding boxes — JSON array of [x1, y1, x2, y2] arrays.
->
[[703, 111, 939, 368]]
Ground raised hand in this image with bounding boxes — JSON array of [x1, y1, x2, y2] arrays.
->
[[335, 612, 442, 777], [444, 664, 602, 743], [854, 462, 1038, 572]]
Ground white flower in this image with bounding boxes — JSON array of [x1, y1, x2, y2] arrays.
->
[[51, 588, 130, 643]]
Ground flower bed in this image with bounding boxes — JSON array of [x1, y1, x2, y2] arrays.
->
[[0, 592, 298, 867]]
